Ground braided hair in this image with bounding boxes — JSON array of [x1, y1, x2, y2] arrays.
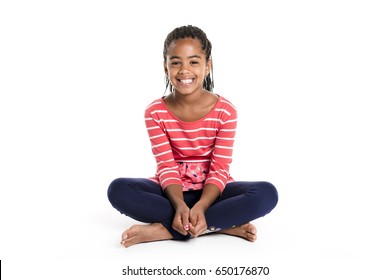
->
[[163, 25, 214, 93]]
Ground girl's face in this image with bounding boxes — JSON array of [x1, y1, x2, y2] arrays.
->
[[165, 38, 211, 96]]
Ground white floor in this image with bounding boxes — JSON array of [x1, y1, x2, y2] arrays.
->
[[2, 170, 389, 279]]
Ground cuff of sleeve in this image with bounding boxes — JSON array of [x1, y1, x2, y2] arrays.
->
[[204, 178, 225, 193], [161, 178, 182, 190]]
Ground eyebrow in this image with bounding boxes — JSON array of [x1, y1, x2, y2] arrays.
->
[[169, 55, 202, 60]]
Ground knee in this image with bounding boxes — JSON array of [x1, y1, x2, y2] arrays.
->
[[261, 181, 278, 202], [107, 178, 127, 204], [253, 181, 279, 213]]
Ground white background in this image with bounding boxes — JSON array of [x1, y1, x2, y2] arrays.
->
[[1, 0, 389, 279]]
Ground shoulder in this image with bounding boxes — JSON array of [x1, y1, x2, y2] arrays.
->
[[145, 97, 166, 114], [216, 95, 237, 116]]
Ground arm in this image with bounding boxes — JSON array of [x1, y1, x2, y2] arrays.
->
[[164, 184, 190, 235], [204, 100, 237, 192], [194, 184, 220, 211], [144, 108, 182, 189], [188, 183, 220, 237], [145, 106, 190, 235]]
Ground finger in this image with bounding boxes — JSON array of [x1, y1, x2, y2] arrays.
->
[[188, 223, 204, 237], [188, 214, 199, 235], [173, 214, 189, 235], [188, 223, 197, 236], [189, 213, 198, 227], [197, 224, 207, 237], [172, 220, 186, 235], [174, 226, 187, 236], [189, 217, 207, 237], [182, 213, 190, 231]]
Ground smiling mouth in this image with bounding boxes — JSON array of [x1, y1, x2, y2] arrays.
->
[[178, 78, 194, 84]]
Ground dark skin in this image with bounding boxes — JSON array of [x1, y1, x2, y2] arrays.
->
[[163, 91, 218, 122], [120, 38, 257, 247]]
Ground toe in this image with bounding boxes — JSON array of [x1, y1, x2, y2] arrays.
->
[[122, 228, 131, 240]]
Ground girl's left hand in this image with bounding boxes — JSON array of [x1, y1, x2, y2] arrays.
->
[[188, 204, 207, 237]]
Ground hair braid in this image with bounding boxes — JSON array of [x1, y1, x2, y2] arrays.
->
[[163, 25, 214, 93]]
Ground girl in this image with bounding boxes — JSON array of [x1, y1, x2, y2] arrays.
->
[[107, 25, 278, 247]]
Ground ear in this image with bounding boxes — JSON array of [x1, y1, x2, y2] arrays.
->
[[205, 58, 212, 76], [163, 62, 168, 75]]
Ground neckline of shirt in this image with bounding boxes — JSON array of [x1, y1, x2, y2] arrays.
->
[[160, 94, 222, 125]]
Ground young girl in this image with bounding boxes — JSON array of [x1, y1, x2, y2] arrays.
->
[[107, 25, 278, 247]]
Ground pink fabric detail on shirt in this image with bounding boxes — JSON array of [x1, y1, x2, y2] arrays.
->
[[149, 161, 234, 192], [178, 162, 209, 191]]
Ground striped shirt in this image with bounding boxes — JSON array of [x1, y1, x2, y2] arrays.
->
[[144, 95, 237, 193]]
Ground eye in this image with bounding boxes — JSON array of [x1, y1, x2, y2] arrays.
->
[[190, 61, 199, 65], [170, 61, 181, 66]]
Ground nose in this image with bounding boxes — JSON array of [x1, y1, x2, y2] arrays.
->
[[178, 63, 191, 74], [178, 69, 191, 74]]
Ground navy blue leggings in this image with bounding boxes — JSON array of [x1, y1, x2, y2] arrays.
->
[[107, 178, 278, 240]]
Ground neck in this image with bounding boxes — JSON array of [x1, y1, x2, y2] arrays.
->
[[171, 89, 206, 106]]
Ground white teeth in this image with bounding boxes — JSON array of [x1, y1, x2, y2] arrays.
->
[[180, 79, 193, 84]]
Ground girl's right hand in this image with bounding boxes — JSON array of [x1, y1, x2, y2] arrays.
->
[[172, 203, 191, 236]]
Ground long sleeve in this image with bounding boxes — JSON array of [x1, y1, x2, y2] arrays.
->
[[144, 104, 182, 189], [204, 99, 237, 192]]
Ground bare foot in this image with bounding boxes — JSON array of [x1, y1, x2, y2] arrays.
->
[[121, 223, 173, 248], [218, 223, 257, 242]]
